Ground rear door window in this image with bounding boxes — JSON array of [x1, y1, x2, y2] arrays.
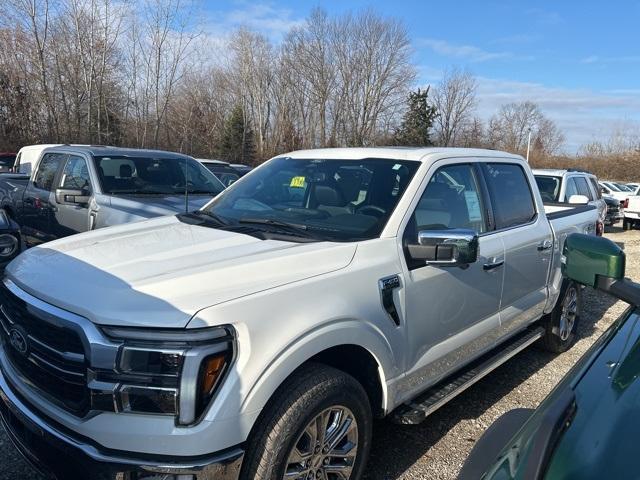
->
[[33, 153, 66, 191], [483, 163, 536, 230]]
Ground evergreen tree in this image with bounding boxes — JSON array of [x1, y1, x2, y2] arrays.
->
[[393, 87, 438, 146], [220, 105, 255, 164]]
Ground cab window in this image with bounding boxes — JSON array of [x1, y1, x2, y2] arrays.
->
[[574, 177, 593, 200], [60, 156, 91, 191], [411, 164, 487, 233], [33, 153, 65, 191], [484, 163, 536, 229]]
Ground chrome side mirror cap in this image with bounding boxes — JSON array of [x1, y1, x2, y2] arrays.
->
[[408, 229, 479, 266]]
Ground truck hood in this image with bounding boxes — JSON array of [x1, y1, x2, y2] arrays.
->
[[6, 216, 357, 328], [108, 194, 214, 218]]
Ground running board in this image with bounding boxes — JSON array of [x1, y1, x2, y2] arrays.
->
[[391, 326, 545, 425]]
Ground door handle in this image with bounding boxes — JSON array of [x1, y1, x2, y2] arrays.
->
[[483, 260, 504, 271], [537, 240, 553, 251]]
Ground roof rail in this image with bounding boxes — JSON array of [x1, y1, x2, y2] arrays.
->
[[567, 168, 593, 174]]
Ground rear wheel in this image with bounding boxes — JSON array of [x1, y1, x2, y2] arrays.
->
[[539, 280, 581, 353], [240, 363, 372, 480], [624, 218, 633, 230]]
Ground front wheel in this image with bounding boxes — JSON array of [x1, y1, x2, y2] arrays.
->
[[240, 363, 372, 480], [539, 280, 581, 353]]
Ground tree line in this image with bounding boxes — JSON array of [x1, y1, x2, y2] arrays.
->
[[0, 0, 637, 176]]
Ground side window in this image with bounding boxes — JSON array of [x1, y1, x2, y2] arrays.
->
[[411, 164, 487, 233], [574, 177, 593, 200], [565, 177, 579, 199], [33, 153, 65, 191], [588, 178, 601, 199], [60, 156, 91, 191], [484, 163, 536, 229]]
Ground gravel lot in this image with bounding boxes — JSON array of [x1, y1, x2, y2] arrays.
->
[[1, 227, 637, 480]]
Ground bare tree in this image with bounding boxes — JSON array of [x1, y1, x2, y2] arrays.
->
[[433, 68, 477, 146], [487, 101, 564, 156]]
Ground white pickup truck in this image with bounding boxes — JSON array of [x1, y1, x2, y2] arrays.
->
[[0, 148, 598, 480]]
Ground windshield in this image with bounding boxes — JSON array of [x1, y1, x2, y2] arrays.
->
[[94, 156, 225, 195], [604, 182, 621, 192], [534, 175, 561, 202], [200, 157, 420, 242]]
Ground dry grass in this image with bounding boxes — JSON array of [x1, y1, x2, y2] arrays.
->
[[531, 152, 640, 182]]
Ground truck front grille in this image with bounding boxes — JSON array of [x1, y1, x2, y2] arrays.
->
[[0, 283, 89, 416]]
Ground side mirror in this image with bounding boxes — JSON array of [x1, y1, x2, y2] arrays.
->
[[408, 229, 479, 266], [568, 194, 589, 205], [56, 188, 90, 206], [563, 234, 625, 287]]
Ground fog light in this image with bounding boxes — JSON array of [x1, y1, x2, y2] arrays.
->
[[119, 385, 177, 414]]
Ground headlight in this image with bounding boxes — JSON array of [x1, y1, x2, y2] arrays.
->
[[94, 326, 234, 425]]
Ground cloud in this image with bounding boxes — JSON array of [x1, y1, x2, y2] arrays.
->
[[472, 77, 640, 152], [417, 38, 522, 63], [206, 2, 304, 41], [581, 54, 640, 64]]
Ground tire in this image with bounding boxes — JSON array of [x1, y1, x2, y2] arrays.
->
[[539, 280, 581, 353], [623, 219, 632, 230], [240, 363, 372, 480]]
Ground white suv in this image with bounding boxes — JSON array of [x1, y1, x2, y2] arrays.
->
[[533, 169, 607, 233]]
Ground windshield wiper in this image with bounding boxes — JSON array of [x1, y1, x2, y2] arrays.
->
[[238, 217, 320, 239], [194, 210, 229, 225]]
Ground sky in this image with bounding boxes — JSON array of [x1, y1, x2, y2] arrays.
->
[[203, 0, 640, 153]]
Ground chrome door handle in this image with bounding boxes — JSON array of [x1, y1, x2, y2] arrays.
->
[[483, 260, 504, 271], [537, 240, 553, 251]]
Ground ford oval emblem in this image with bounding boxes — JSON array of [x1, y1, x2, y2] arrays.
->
[[8, 328, 28, 356]]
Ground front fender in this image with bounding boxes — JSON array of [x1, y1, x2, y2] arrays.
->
[[239, 319, 395, 416]]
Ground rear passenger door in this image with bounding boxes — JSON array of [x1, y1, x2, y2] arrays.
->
[[482, 162, 553, 338], [21, 152, 66, 246]]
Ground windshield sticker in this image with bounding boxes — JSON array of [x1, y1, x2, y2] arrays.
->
[[290, 176, 306, 188], [464, 191, 482, 221]]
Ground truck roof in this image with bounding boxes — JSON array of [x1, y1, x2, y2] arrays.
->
[[45, 145, 192, 159], [281, 147, 523, 162], [532, 168, 595, 178]]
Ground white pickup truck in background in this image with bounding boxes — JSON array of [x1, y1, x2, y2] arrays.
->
[[0, 147, 598, 480]]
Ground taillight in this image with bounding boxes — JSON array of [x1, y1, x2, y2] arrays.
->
[[596, 220, 604, 236], [623, 198, 629, 209]]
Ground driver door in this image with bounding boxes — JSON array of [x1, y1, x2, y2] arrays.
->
[[51, 154, 95, 238], [400, 161, 505, 397]]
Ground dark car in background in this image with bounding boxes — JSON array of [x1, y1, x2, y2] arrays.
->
[[0, 153, 16, 173], [604, 195, 623, 226], [196, 158, 243, 186], [459, 234, 638, 480], [230, 163, 252, 176]]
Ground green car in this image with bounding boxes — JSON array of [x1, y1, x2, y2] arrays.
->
[[460, 233, 639, 480]]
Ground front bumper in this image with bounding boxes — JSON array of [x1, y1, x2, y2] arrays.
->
[[0, 369, 244, 480]]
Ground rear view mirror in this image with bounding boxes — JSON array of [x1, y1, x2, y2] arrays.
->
[[56, 188, 90, 206], [408, 229, 479, 266], [563, 234, 625, 287], [568, 194, 589, 205]]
